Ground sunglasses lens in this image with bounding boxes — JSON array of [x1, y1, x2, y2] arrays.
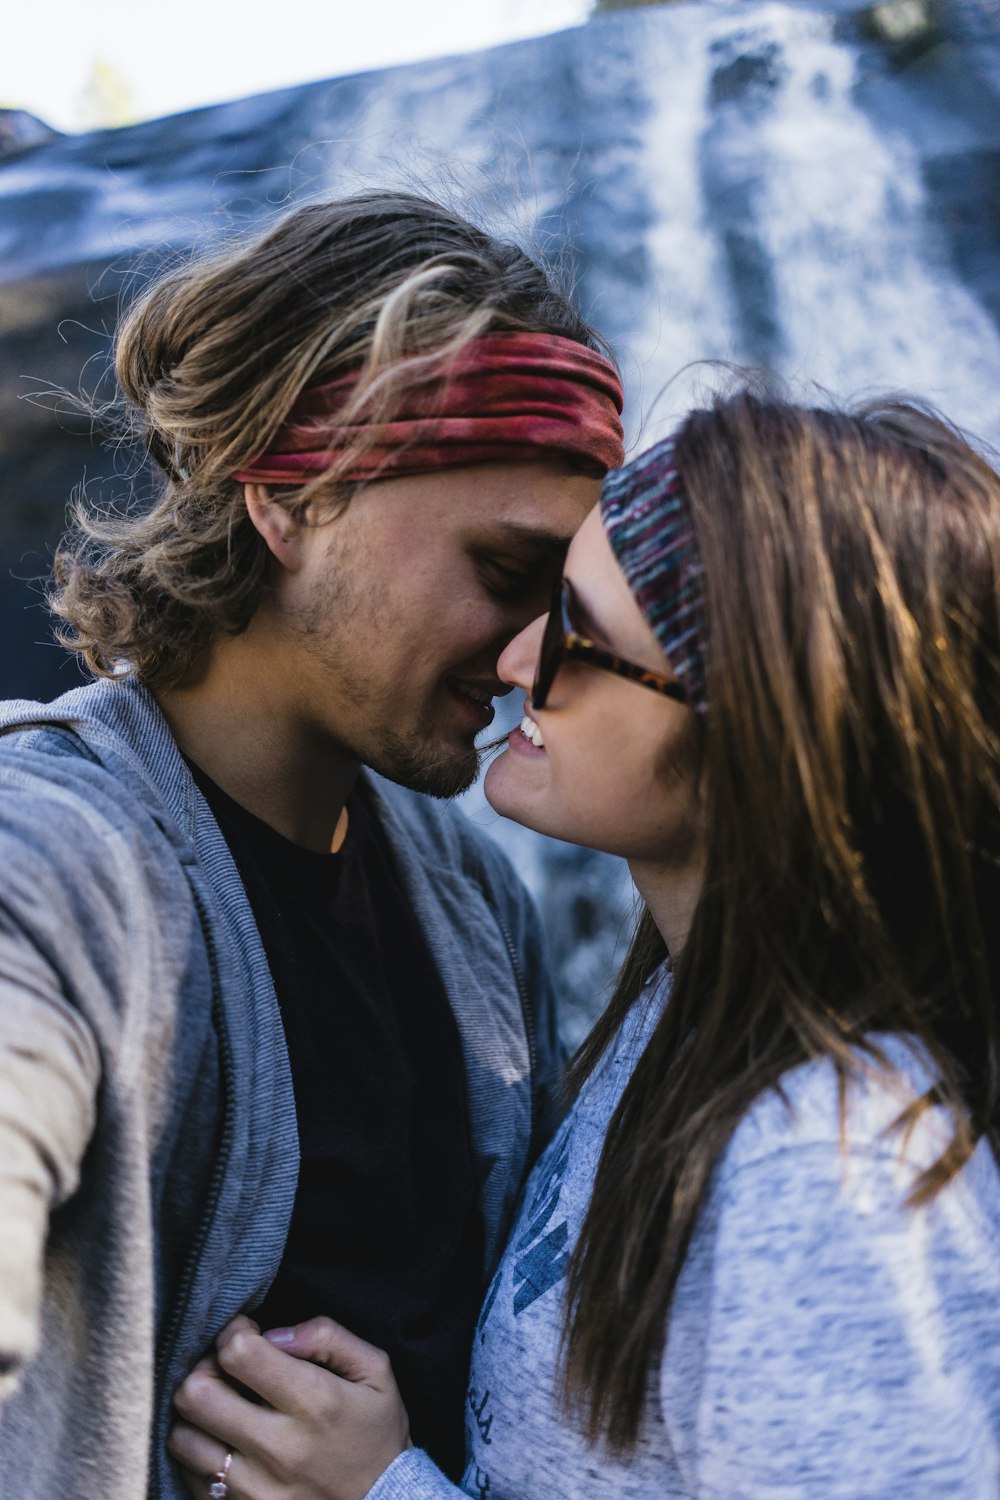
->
[[532, 582, 565, 710]]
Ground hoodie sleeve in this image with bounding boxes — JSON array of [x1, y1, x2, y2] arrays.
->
[[0, 829, 102, 1398]]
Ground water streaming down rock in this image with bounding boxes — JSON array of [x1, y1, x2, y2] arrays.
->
[[1, 0, 999, 1036]]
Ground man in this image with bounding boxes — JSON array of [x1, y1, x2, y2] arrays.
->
[[0, 192, 624, 1498]]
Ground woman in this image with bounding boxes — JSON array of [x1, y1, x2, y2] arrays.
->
[[170, 389, 1000, 1498]]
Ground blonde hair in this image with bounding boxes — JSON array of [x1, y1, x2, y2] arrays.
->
[[52, 192, 605, 687]]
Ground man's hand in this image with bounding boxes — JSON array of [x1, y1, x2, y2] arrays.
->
[[169, 1314, 411, 1500]]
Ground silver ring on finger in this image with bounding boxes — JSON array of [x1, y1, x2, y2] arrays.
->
[[209, 1450, 233, 1499]]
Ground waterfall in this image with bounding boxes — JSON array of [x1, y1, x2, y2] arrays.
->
[[2, 0, 998, 1033]]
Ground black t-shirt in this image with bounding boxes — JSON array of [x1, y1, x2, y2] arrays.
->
[[191, 766, 485, 1478]]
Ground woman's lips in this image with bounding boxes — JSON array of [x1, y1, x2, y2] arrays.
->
[[506, 724, 546, 757]]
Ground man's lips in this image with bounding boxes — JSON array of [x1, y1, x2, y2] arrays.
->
[[446, 677, 500, 729]]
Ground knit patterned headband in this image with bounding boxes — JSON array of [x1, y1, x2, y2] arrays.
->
[[599, 433, 708, 712], [232, 332, 625, 484]]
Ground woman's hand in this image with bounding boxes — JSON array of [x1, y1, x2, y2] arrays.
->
[[169, 1314, 411, 1500]]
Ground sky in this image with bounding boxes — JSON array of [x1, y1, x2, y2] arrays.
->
[[5, 0, 592, 134]]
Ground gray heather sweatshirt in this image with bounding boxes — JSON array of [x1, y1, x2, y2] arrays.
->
[[0, 679, 563, 1500], [369, 976, 1000, 1500]]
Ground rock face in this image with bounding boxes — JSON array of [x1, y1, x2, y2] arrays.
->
[[0, 110, 62, 159], [1, 0, 999, 1032]]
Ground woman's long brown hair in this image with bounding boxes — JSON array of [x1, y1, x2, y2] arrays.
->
[[562, 392, 1000, 1450]]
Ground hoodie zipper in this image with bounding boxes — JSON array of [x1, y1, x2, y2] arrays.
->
[[149, 877, 236, 1500], [494, 910, 540, 1175]]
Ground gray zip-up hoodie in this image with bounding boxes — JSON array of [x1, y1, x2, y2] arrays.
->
[[0, 678, 562, 1500]]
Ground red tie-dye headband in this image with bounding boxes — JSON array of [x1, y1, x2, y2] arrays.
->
[[232, 332, 625, 484]]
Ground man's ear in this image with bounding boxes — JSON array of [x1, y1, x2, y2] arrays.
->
[[244, 483, 305, 571]]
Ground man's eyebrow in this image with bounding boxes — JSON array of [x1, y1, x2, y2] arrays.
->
[[478, 522, 571, 556]]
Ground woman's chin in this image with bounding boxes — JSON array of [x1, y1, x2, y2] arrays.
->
[[483, 749, 542, 828]]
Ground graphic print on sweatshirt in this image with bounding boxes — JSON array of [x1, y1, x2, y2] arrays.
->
[[463, 1125, 573, 1499], [479, 1125, 573, 1346], [461, 986, 668, 1500]]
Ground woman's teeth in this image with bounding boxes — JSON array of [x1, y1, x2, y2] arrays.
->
[[520, 714, 545, 748]]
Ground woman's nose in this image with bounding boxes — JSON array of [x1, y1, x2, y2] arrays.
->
[[498, 612, 546, 692]]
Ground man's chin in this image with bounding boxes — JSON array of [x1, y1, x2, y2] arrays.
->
[[366, 736, 483, 801]]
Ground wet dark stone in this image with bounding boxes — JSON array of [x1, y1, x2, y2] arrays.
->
[[721, 225, 783, 365], [853, 0, 947, 68], [701, 40, 786, 366], [709, 42, 786, 108], [923, 148, 1000, 328]]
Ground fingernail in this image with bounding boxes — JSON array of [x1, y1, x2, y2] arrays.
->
[[264, 1327, 297, 1345]]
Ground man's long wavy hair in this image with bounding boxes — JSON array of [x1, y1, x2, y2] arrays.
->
[[562, 391, 1000, 1450], [51, 192, 604, 687]]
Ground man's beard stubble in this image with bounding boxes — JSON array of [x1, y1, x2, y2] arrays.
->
[[287, 559, 484, 801], [367, 728, 483, 801]]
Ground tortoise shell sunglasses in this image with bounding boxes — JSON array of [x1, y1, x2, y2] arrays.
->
[[531, 576, 690, 711]]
